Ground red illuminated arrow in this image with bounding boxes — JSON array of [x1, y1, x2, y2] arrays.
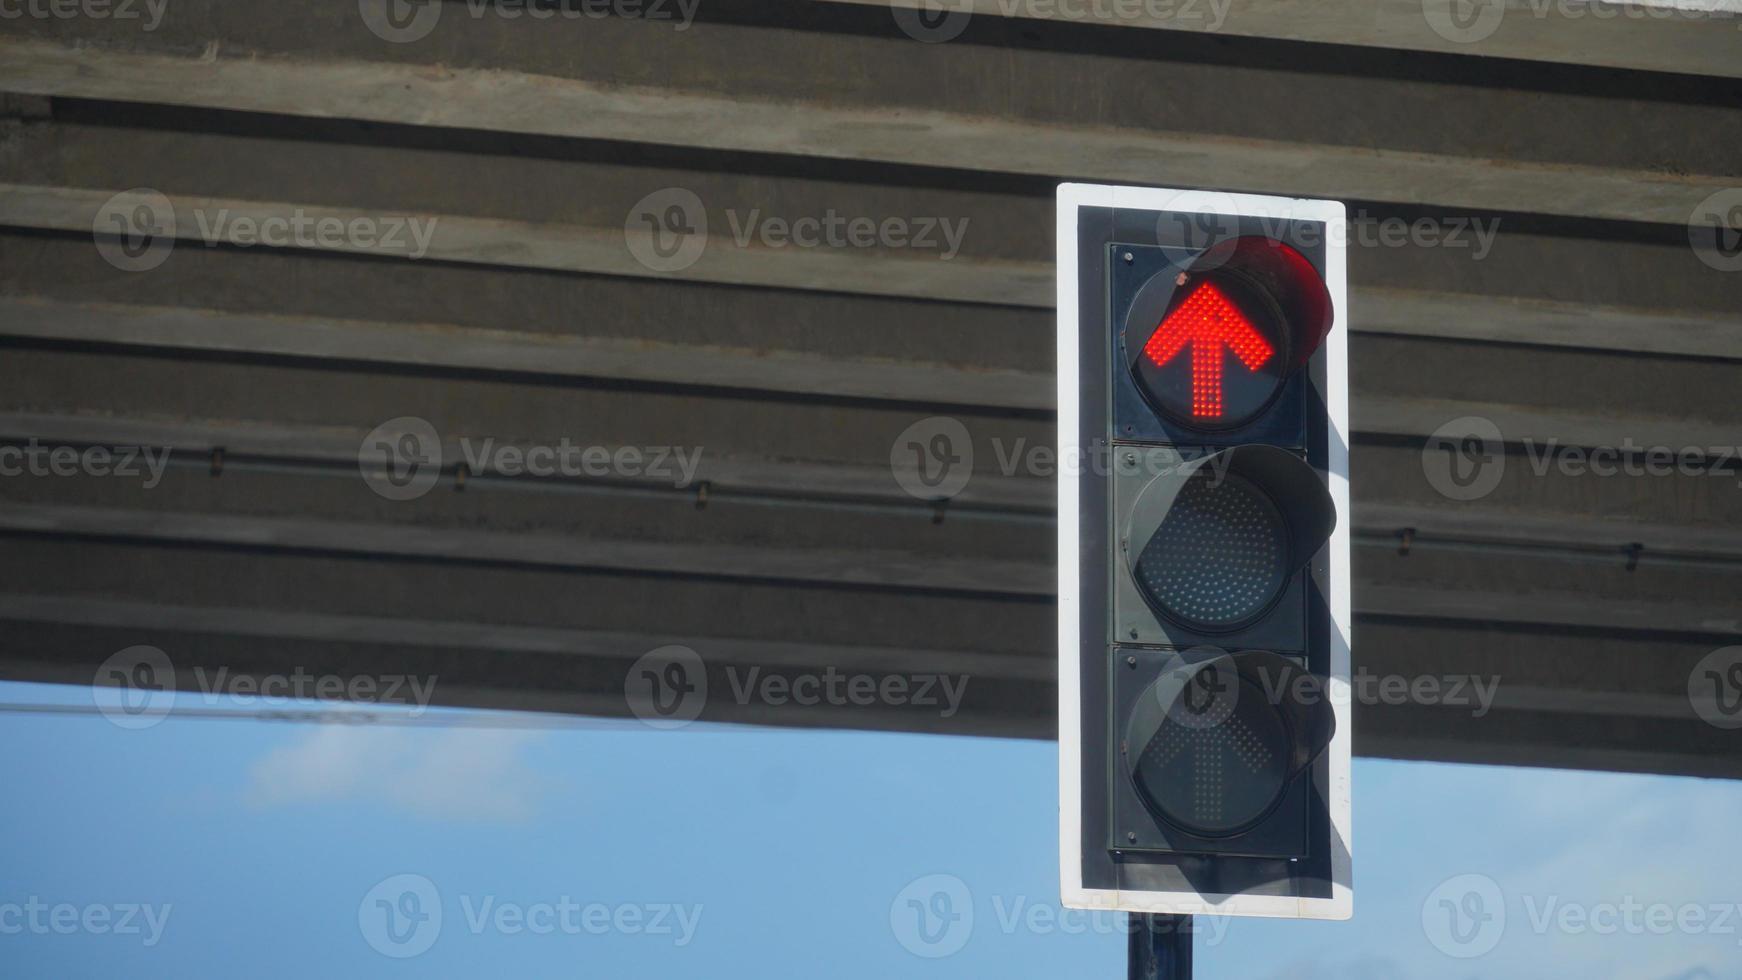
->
[[1144, 281, 1274, 419]]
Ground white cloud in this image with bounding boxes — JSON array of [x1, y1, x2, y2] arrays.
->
[[244, 725, 548, 824]]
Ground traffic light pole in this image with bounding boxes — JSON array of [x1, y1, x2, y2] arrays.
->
[[1128, 913, 1192, 980]]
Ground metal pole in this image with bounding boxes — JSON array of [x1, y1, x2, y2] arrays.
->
[[1128, 913, 1192, 980]]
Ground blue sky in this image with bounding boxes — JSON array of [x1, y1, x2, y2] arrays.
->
[[1, 679, 1739, 979]]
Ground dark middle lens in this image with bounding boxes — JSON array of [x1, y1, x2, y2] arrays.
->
[[1135, 473, 1290, 631]]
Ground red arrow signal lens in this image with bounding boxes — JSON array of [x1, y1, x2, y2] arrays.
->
[[1143, 281, 1275, 420], [1120, 238, 1332, 433]]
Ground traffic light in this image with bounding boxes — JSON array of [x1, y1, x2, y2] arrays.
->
[[1057, 185, 1351, 920]]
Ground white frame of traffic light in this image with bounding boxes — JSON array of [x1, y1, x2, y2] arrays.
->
[[1056, 183, 1353, 920]]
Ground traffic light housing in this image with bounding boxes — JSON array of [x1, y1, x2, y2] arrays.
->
[[1058, 185, 1352, 920]]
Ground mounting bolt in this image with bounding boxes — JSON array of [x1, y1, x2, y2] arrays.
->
[[1126, 655, 1137, 667], [1175, 272, 1189, 287], [1127, 832, 1138, 843], [1122, 251, 1134, 264], [1128, 629, 1139, 640]]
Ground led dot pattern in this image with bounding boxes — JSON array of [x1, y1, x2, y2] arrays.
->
[[1136, 684, 1290, 836], [1143, 281, 1274, 420], [1135, 474, 1290, 631]]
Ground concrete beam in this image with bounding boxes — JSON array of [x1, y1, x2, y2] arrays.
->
[[5, 181, 1737, 360], [0, 536, 1058, 673], [1, 8, 1737, 225], [1353, 542, 1742, 635], [6, 292, 1738, 453], [0, 345, 1055, 510], [2, 438, 1738, 638], [818, 0, 1742, 80], [0, 297, 1055, 410], [0, 616, 1053, 737], [4, 339, 1740, 541], [1354, 442, 1742, 560], [0, 183, 1048, 307], [2, 552, 1735, 774], [0, 500, 1057, 595]]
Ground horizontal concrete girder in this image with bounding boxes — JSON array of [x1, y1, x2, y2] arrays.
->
[[1, 0, 1738, 225], [3, 108, 1735, 356], [0, 344, 1055, 510], [4, 180, 1737, 360], [819, 0, 1742, 80], [1354, 619, 1742, 780], [1, 547, 1736, 776], [0, 433, 1737, 635], [0, 616, 1055, 738], [0, 533, 1726, 697], [0, 183, 1049, 307], [8, 294, 1732, 446], [0, 535, 1057, 675], [1353, 542, 1742, 635], [1352, 442, 1742, 560], [0, 298, 1055, 411], [2, 341, 1740, 550], [3, 205, 1740, 441]]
